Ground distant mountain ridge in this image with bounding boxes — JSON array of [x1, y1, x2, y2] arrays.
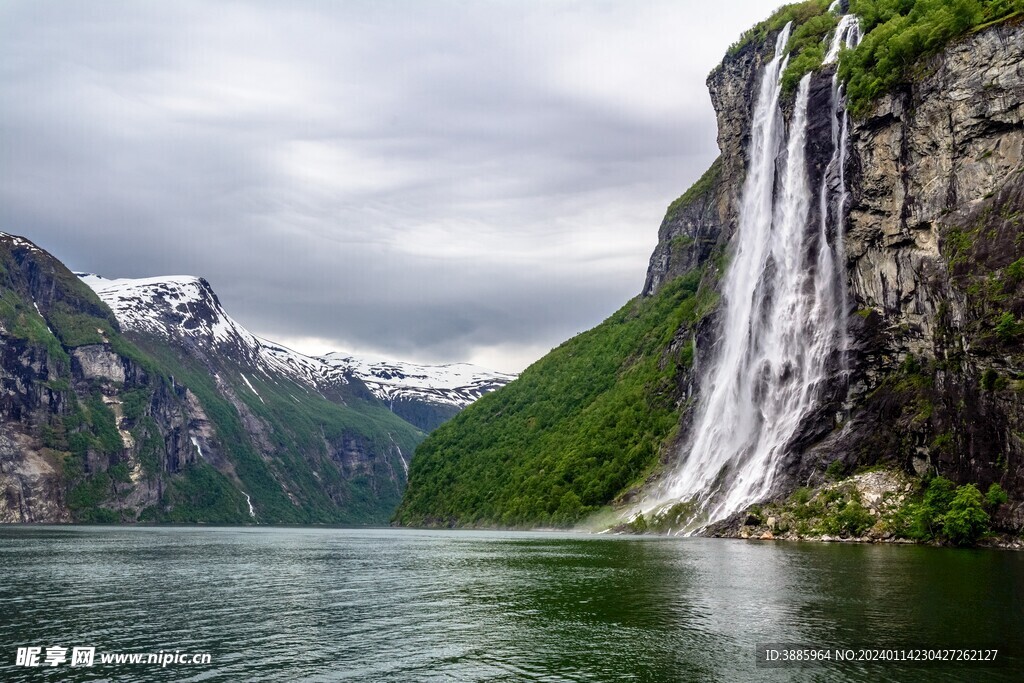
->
[[0, 231, 511, 524], [0, 231, 434, 524], [78, 273, 515, 431]]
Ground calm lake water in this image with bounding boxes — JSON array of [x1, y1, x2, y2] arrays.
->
[[0, 527, 1021, 682]]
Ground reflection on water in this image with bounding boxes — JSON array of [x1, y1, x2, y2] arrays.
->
[[0, 527, 1021, 681]]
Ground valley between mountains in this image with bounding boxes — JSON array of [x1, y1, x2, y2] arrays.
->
[[0, 234, 512, 524], [3, 1, 1024, 549]]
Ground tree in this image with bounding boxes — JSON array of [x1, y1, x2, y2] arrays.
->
[[909, 476, 955, 540], [942, 484, 990, 546], [985, 483, 1008, 508]]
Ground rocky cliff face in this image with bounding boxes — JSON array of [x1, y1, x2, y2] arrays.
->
[[828, 22, 1024, 524], [643, 20, 1024, 530], [0, 234, 423, 524], [0, 234, 203, 522], [643, 33, 788, 300]]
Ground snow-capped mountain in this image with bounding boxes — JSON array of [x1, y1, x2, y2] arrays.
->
[[79, 273, 515, 424], [4, 233, 423, 525], [322, 353, 515, 409], [78, 273, 328, 385]]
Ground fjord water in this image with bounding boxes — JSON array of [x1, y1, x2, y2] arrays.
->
[[2, 527, 1022, 682]]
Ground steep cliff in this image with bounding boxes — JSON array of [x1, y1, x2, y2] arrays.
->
[[0, 234, 422, 524], [700, 7, 1024, 539], [397, 1, 1024, 537], [817, 20, 1024, 527]]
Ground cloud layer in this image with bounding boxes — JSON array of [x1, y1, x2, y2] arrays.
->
[[0, 0, 772, 372]]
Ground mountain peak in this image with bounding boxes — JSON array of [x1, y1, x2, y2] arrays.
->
[[78, 272, 516, 422], [80, 273, 250, 351], [0, 231, 45, 255]]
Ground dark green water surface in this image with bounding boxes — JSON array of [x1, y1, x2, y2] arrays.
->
[[0, 527, 1021, 681]]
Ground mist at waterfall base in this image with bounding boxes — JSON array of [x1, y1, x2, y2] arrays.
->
[[644, 14, 863, 531]]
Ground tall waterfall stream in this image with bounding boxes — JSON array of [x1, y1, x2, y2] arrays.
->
[[644, 12, 862, 532]]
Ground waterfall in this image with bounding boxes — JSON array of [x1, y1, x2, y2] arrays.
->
[[822, 14, 860, 381], [645, 16, 859, 530], [242, 491, 256, 519], [824, 13, 861, 65]]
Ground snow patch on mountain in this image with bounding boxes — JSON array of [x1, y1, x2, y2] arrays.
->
[[0, 232, 45, 254], [239, 373, 265, 404], [79, 274, 328, 386], [321, 353, 516, 408], [79, 274, 242, 343], [79, 273, 514, 410]]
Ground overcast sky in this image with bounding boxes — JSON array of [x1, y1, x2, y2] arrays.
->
[[1, 0, 773, 373]]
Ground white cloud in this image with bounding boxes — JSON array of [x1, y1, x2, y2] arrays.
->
[[1, 0, 776, 372]]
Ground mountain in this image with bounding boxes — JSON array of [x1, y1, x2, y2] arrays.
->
[[0, 234, 469, 524], [317, 354, 516, 431], [78, 274, 515, 432], [395, 0, 1024, 541]]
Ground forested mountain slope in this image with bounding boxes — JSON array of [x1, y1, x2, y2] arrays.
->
[[396, 0, 1024, 538], [0, 234, 421, 524]]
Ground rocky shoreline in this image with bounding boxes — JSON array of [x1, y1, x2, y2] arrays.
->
[[612, 468, 1024, 550], [709, 525, 1024, 551]]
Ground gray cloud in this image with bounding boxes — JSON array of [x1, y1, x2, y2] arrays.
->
[[0, 0, 772, 372]]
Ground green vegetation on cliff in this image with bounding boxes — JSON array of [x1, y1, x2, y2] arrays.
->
[[841, 0, 1024, 115], [665, 157, 722, 222], [1, 235, 422, 525], [728, 0, 834, 56], [780, 12, 838, 92], [729, 0, 1024, 112], [395, 268, 714, 528], [135, 338, 421, 525], [716, 471, 1011, 546]]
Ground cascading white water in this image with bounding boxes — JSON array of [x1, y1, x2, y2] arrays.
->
[[824, 13, 860, 64], [645, 15, 860, 530], [822, 13, 861, 379]]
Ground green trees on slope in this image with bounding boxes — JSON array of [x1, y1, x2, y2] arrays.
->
[[729, 0, 1023, 114], [780, 12, 839, 92], [903, 476, 1009, 545], [395, 270, 714, 528], [840, 0, 1024, 114], [727, 0, 833, 56]]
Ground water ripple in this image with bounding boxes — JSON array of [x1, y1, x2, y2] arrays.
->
[[1, 528, 1021, 682]]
